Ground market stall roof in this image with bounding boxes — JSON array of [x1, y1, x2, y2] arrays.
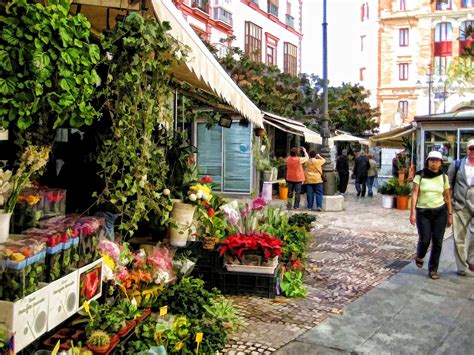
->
[[368, 124, 416, 148], [72, 0, 263, 127], [332, 130, 369, 145], [263, 111, 329, 145], [414, 109, 474, 123]]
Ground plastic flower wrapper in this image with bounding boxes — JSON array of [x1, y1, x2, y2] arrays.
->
[[220, 200, 242, 233], [172, 253, 196, 278], [147, 246, 175, 284]]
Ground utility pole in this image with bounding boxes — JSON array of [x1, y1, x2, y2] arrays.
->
[[321, 0, 336, 195]]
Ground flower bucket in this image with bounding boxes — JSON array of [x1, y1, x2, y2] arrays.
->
[[279, 186, 288, 200], [263, 170, 272, 182], [170, 202, 196, 247], [382, 195, 394, 209], [0, 211, 12, 243], [396, 196, 409, 210]]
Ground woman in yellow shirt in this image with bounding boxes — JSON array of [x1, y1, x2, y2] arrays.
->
[[410, 151, 453, 280], [305, 151, 326, 211]]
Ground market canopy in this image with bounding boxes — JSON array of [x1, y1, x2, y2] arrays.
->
[[72, 0, 264, 127], [331, 130, 369, 145], [263, 111, 331, 146], [368, 124, 416, 148]]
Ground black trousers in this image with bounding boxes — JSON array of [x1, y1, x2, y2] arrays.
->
[[355, 175, 368, 197], [287, 181, 302, 209], [338, 172, 349, 193], [416, 204, 448, 273]]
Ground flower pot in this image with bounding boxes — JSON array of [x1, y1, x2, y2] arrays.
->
[[278, 186, 288, 200], [202, 237, 218, 250], [87, 344, 110, 354], [263, 170, 272, 182], [110, 334, 120, 344], [0, 211, 12, 243], [136, 308, 151, 323], [169, 202, 196, 247], [396, 195, 409, 210], [382, 195, 394, 209], [118, 320, 136, 337]]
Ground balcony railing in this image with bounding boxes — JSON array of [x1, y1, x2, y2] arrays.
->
[[285, 14, 294, 28], [249, 0, 259, 5], [267, 2, 278, 17], [192, 0, 209, 13], [214, 0, 232, 9], [214, 7, 233, 25]]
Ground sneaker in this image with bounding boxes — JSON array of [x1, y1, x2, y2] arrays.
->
[[316, 208, 322, 212]]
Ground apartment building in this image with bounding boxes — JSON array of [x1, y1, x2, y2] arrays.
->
[[358, 0, 474, 132], [172, 0, 303, 75]]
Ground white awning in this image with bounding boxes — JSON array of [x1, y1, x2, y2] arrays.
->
[[332, 131, 369, 145], [369, 124, 416, 148], [72, 0, 263, 127], [263, 111, 332, 146], [151, 0, 263, 127]]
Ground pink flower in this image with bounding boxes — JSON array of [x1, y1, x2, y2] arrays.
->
[[115, 266, 130, 283], [252, 197, 267, 211], [241, 203, 250, 218]]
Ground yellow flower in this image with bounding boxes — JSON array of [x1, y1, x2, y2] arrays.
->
[[189, 184, 212, 201], [174, 341, 184, 351], [24, 194, 40, 206], [11, 253, 26, 262]]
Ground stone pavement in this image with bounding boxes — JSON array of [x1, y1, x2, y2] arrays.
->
[[222, 184, 429, 354]]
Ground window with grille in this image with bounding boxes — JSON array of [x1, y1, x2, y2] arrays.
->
[[266, 45, 276, 66], [462, 0, 474, 7], [399, 28, 409, 47], [245, 22, 262, 62], [268, 0, 279, 16], [284, 42, 297, 75], [398, 101, 408, 116], [460, 20, 474, 40], [434, 56, 451, 75], [398, 63, 409, 80], [400, 0, 406, 10], [436, 0, 452, 10]]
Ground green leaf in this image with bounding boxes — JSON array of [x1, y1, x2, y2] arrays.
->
[[0, 50, 12, 71], [59, 27, 72, 47], [0, 78, 16, 95], [32, 51, 51, 71]]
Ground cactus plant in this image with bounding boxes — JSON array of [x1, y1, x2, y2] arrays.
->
[[87, 330, 110, 347]]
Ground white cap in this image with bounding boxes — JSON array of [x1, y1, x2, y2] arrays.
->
[[426, 151, 443, 160], [467, 139, 474, 148]]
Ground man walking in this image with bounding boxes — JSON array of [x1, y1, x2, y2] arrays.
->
[[353, 151, 370, 198], [336, 149, 349, 194], [448, 139, 474, 276]]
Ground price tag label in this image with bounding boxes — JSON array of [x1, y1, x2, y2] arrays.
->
[[160, 306, 168, 316], [51, 340, 60, 355], [195, 332, 203, 343]]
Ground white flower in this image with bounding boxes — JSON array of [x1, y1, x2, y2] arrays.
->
[[163, 188, 171, 196], [202, 193, 209, 201], [196, 190, 203, 199], [189, 193, 197, 202], [261, 145, 266, 153]]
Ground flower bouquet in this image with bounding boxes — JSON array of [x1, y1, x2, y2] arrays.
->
[[43, 189, 67, 217], [75, 216, 104, 267]]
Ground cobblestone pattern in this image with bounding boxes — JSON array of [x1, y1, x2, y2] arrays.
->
[[222, 192, 419, 354]]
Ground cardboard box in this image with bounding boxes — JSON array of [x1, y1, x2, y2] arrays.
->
[[77, 258, 103, 310], [0, 284, 49, 352], [47, 270, 79, 331]]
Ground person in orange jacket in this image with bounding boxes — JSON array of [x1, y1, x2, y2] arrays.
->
[[286, 146, 309, 210]]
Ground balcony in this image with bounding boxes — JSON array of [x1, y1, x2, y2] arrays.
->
[[192, 0, 209, 13], [214, 0, 232, 9], [434, 41, 452, 56], [267, 2, 278, 17], [249, 0, 259, 5], [459, 40, 473, 55], [285, 14, 294, 28], [214, 7, 233, 25]]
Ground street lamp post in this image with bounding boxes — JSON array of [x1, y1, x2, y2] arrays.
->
[[416, 69, 434, 116], [321, 0, 336, 195]]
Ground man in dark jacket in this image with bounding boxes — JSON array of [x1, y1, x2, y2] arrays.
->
[[336, 149, 350, 194], [353, 151, 370, 197]]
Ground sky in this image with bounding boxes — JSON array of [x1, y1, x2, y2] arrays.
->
[[301, 0, 359, 86]]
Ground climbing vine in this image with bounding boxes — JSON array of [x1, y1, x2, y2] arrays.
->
[[96, 13, 185, 235]]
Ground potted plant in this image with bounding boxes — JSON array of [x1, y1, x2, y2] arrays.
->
[[395, 181, 412, 210], [86, 330, 110, 354], [116, 300, 140, 336], [378, 179, 396, 209], [277, 179, 288, 200], [219, 231, 282, 274], [196, 211, 226, 250]]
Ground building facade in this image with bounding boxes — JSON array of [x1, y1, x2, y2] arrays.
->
[[172, 0, 303, 75], [358, 0, 474, 132]]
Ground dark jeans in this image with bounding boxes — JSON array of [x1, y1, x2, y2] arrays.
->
[[355, 175, 368, 197], [367, 176, 376, 196], [416, 204, 448, 273], [287, 181, 302, 209], [337, 171, 349, 193], [306, 183, 324, 209]]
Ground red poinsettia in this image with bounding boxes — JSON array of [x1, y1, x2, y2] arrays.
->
[[219, 231, 282, 260]]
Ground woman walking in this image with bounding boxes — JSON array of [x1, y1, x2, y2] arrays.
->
[[410, 151, 453, 280], [305, 151, 326, 211]]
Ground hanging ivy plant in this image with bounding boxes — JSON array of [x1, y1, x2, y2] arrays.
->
[[0, 0, 101, 145], [96, 12, 185, 235]]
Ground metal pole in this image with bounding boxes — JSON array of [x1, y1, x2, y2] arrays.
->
[[443, 81, 446, 113], [428, 73, 432, 116], [321, 0, 336, 195]]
